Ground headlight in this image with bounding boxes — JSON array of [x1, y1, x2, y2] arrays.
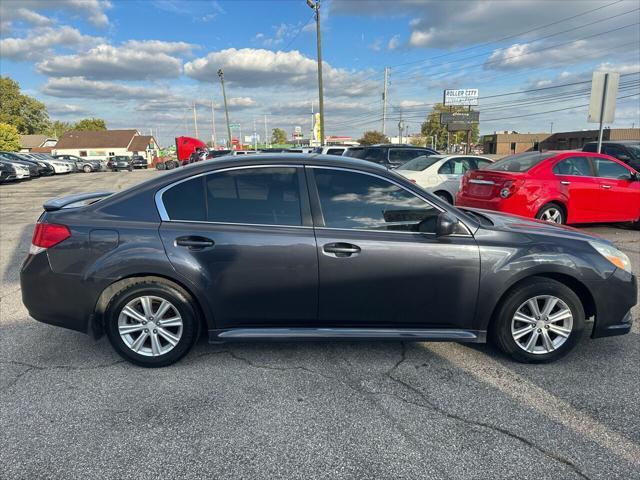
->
[[38, 162, 46, 167], [589, 241, 632, 273]]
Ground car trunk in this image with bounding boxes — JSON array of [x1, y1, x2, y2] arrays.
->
[[463, 170, 522, 198]]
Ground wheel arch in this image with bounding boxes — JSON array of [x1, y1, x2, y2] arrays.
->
[[433, 189, 454, 204], [536, 199, 568, 221], [486, 272, 596, 333], [92, 274, 210, 338]]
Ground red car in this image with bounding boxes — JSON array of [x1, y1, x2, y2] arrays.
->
[[456, 151, 640, 225]]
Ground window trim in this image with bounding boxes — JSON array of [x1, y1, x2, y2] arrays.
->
[[155, 164, 311, 228], [306, 165, 472, 237]]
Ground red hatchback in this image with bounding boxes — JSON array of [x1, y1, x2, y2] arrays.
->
[[456, 151, 640, 225]]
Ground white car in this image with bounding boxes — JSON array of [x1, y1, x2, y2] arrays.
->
[[395, 154, 493, 204], [312, 146, 347, 156]]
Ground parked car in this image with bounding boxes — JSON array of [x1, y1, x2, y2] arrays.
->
[[395, 155, 492, 204], [582, 141, 640, 171], [456, 151, 640, 225], [21, 154, 636, 367], [54, 154, 103, 173], [0, 153, 40, 178], [286, 147, 315, 153], [107, 156, 133, 172], [131, 155, 148, 169], [313, 146, 347, 156], [21, 152, 76, 173], [0, 160, 17, 183], [0, 151, 55, 176], [208, 149, 232, 158], [344, 144, 438, 169]]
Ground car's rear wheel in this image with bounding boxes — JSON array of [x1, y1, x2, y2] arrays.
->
[[536, 203, 565, 224], [490, 277, 584, 363], [105, 281, 199, 367], [83, 165, 92, 173]]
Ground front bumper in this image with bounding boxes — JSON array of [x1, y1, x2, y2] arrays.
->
[[591, 268, 636, 338]]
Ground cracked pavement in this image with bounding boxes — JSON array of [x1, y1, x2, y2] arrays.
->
[[1, 170, 639, 479]]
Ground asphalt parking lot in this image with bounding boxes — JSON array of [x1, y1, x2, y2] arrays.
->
[[1, 170, 639, 480]]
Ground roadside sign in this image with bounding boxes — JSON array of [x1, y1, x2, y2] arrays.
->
[[229, 123, 240, 128], [440, 111, 480, 124], [443, 89, 479, 106], [588, 71, 619, 124], [447, 122, 472, 132]]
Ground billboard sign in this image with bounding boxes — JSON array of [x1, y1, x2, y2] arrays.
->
[[440, 111, 480, 124], [443, 89, 479, 106], [447, 123, 473, 132]]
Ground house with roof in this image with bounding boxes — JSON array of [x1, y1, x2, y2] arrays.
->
[[20, 134, 58, 153], [52, 129, 159, 162]]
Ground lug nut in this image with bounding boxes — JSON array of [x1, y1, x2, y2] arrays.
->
[[153, 329, 157, 334], [142, 321, 147, 325], [537, 328, 542, 332], [545, 325, 550, 329], [144, 328, 149, 333]]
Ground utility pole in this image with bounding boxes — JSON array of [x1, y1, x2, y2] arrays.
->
[[217, 69, 232, 148], [211, 100, 216, 147], [550, 121, 553, 134], [193, 102, 199, 139], [253, 118, 257, 151], [382, 67, 389, 135], [264, 114, 268, 148], [398, 109, 403, 145], [307, 0, 324, 146]]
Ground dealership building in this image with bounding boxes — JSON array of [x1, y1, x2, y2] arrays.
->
[[482, 128, 639, 155], [53, 129, 159, 161]]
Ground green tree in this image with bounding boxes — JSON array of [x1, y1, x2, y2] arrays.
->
[[47, 120, 73, 138], [420, 103, 479, 151], [358, 130, 388, 145], [0, 76, 50, 134], [73, 118, 107, 131], [409, 135, 428, 147], [0, 123, 21, 151], [271, 127, 287, 144]]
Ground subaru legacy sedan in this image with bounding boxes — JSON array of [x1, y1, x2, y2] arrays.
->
[[21, 155, 636, 367]]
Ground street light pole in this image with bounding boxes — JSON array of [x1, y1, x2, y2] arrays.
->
[[307, 0, 324, 146], [217, 69, 233, 148]]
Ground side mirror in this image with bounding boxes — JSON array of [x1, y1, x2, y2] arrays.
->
[[435, 211, 459, 237]]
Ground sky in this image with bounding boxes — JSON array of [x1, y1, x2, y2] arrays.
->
[[1, 0, 639, 147]]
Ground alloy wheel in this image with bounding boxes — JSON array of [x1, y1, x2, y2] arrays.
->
[[117, 295, 183, 357], [511, 295, 573, 354], [540, 207, 563, 224]]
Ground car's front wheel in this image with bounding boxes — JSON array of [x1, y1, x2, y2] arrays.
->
[[490, 277, 584, 363], [83, 165, 92, 173], [105, 280, 199, 367]]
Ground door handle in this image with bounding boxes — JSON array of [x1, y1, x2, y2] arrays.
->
[[601, 184, 612, 189], [560, 181, 570, 185], [323, 242, 361, 257], [175, 236, 215, 250]]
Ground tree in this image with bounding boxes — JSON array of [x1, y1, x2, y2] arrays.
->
[[358, 130, 388, 145], [409, 135, 428, 147], [73, 118, 107, 131], [0, 76, 50, 134], [47, 120, 73, 138], [0, 123, 21, 151], [271, 127, 287, 144], [420, 103, 479, 151]]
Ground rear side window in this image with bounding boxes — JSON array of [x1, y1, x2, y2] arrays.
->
[[438, 158, 475, 175], [345, 148, 384, 163], [313, 168, 439, 232], [327, 148, 345, 155], [389, 149, 422, 164], [206, 167, 302, 226], [552, 157, 593, 176], [162, 176, 206, 221], [593, 158, 633, 180]]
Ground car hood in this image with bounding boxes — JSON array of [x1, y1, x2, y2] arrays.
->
[[463, 208, 609, 244]]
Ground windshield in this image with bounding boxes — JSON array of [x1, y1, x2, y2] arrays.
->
[[627, 144, 640, 159], [485, 152, 556, 172], [398, 155, 443, 171]]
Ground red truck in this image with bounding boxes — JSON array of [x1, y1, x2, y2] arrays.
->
[[156, 136, 208, 170]]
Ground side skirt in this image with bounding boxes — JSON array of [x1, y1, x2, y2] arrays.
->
[[209, 328, 486, 343]]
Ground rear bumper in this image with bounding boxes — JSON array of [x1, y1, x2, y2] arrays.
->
[[20, 252, 103, 334], [591, 269, 636, 338], [456, 194, 536, 218]]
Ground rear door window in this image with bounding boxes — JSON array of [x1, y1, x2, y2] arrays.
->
[[552, 157, 594, 176], [205, 167, 302, 226]]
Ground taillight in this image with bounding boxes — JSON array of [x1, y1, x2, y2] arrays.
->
[[30, 223, 70, 253]]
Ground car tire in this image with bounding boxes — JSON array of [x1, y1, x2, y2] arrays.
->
[[166, 161, 175, 170], [83, 165, 92, 173], [156, 162, 166, 170], [490, 277, 585, 363], [434, 191, 453, 204], [536, 203, 565, 224], [105, 280, 200, 367]]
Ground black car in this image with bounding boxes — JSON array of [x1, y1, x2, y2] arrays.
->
[[107, 155, 133, 172], [0, 159, 17, 182], [0, 151, 53, 176], [21, 154, 636, 367], [131, 155, 149, 169], [583, 141, 640, 171], [344, 144, 438, 168], [0, 154, 39, 178]]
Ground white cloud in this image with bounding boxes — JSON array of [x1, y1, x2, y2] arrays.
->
[[122, 40, 199, 55], [0, 0, 111, 27], [368, 38, 382, 51], [0, 26, 102, 61], [46, 103, 91, 116], [42, 77, 167, 100], [37, 44, 183, 80], [388, 35, 400, 50], [184, 48, 376, 97]]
